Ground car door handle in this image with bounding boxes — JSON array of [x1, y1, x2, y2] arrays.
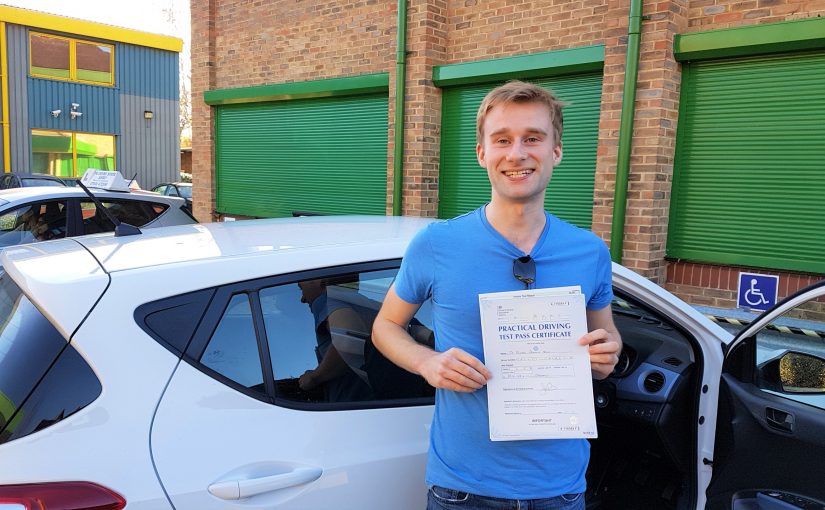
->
[[208, 467, 323, 500], [766, 407, 794, 433]]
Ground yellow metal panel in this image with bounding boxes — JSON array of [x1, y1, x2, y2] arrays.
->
[[1, 22, 8, 172], [0, 5, 182, 53]]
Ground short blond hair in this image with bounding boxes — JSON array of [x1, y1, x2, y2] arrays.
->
[[476, 80, 565, 146]]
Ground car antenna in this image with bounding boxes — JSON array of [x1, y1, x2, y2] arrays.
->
[[127, 173, 138, 188], [76, 179, 142, 237]]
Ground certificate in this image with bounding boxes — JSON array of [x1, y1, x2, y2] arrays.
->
[[479, 286, 597, 441]]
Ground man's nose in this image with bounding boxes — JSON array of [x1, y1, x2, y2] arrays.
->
[[507, 141, 527, 160]]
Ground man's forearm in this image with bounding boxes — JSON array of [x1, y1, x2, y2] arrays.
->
[[372, 317, 437, 376]]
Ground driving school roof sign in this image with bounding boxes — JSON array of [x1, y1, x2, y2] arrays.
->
[[737, 272, 779, 312]]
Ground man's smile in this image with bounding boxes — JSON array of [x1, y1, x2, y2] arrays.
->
[[503, 168, 534, 178]]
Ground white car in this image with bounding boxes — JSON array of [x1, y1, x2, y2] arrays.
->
[[0, 216, 822, 510], [0, 186, 196, 250]]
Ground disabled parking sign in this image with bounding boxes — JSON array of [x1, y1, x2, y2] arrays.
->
[[737, 272, 779, 312]]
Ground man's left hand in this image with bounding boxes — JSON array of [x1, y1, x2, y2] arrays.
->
[[579, 329, 621, 380]]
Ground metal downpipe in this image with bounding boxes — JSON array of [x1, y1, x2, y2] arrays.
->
[[392, 0, 408, 216], [610, 0, 644, 262]]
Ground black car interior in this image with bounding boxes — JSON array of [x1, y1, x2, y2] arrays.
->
[[586, 292, 701, 510]]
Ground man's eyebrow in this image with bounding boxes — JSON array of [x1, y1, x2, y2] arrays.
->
[[488, 127, 548, 137]]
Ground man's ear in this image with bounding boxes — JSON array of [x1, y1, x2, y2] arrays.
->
[[476, 142, 485, 168], [553, 144, 563, 166]]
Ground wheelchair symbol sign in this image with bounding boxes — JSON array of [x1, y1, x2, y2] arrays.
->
[[737, 273, 778, 312]]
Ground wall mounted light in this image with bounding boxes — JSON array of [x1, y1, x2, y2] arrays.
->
[[144, 111, 154, 120]]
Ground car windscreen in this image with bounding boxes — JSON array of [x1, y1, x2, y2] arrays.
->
[[0, 276, 101, 444]]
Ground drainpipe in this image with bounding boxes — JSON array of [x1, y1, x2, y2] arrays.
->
[[610, 0, 645, 262], [391, 0, 408, 216]]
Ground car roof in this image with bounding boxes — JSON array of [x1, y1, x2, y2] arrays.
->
[[1, 215, 434, 336], [6, 172, 64, 179], [0, 185, 186, 205], [4, 215, 434, 275], [80, 215, 434, 272]]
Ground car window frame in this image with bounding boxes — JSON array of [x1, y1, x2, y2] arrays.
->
[[725, 280, 825, 406], [180, 258, 435, 411]]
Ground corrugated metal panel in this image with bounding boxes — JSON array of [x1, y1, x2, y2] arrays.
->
[[216, 94, 388, 217], [438, 73, 603, 228], [119, 94, 178, 189], [668, 51, 825, 274], [118, 45, 178, 101], [7, 23, 29, 171], [28, 77, 119, 134]]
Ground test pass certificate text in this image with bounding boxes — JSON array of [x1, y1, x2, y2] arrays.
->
[[479, 286, 597, 441]]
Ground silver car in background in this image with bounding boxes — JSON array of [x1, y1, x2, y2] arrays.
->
[[0, 185, 196, 250]]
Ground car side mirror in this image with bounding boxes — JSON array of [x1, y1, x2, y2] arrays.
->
[[759, 351, 825, 394]]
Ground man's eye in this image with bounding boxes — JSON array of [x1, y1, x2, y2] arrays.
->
[[526, 137, 541, 143], [495, 139, 510, 144]]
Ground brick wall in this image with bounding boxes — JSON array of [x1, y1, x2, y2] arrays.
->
[[688, 0, 825, 31], [666, 260, 825, 320], [191, 0, 824, 307]]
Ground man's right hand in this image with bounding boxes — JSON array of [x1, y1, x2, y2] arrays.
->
[[417, 347, 491, 392]]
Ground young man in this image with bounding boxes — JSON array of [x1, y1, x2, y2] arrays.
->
[[373, 81, 622, 509]]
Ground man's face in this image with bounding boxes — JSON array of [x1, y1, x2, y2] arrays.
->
[[476, 101, 562, 206]]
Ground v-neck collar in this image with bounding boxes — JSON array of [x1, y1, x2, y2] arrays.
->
[[477, 205, 552, 257]]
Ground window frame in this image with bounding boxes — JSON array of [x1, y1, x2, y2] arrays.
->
[[31, 129, 117, 177], [177, 259, 435, 411], [29, 32, 115, 87]]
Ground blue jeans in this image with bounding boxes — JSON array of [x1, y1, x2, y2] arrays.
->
[[427, 485, 585, 510]]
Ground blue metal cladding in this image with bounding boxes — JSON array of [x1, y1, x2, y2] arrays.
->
[[119, 94, 178, 189], [28, 77, 120, 134], [7, 24, 30, 171], [118, 45, 179, 101], [7, 24, 179, 173]]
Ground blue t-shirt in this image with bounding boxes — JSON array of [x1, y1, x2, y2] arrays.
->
[[394, 206, 613, 499]]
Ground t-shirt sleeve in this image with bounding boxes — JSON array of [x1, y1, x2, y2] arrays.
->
[[393, 226, 435, 305], [587, 240, 614, 310]]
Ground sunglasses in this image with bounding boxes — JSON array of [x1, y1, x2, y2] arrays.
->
[[512, 255, 536, 289]]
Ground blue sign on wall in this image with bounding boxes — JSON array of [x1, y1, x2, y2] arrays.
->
[[737, 272, 779, 312]]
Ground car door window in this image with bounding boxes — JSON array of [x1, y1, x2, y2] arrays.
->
[[199, 293, 264, 392], [152, 185, 167, 195], [0, 200, 68, 247], [80, 199, 167, 234], [260, 267, 434, 405], [753, 290, 825, 409], [166, 187, 179, 197]]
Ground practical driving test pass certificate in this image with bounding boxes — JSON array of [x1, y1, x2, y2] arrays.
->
[[479, 286, 597, 441]]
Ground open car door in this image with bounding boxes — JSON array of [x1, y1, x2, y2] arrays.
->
[[706, 280, 825, 510]]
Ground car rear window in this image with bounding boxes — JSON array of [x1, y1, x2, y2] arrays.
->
[[81, 199, 168, 234], [0, 276, 101, 444]]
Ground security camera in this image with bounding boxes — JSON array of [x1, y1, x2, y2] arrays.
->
[[71, 103, 80, 111], [50, 109, 61, 118], [70, 111, 83, 119]]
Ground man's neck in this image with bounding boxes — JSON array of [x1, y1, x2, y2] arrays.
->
[[485, 200, 547, 255]]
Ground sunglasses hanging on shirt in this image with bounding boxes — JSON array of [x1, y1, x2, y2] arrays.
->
[[512, 255, 536, 289]]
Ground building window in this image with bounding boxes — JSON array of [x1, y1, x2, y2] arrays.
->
[[31, 129, 116, 177], [30, 33, 114, 86]]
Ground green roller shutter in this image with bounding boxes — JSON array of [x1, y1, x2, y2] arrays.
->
[[668, 51, 825, 274], [438, 73, 603, 228], [216, 94, 388, 217]]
